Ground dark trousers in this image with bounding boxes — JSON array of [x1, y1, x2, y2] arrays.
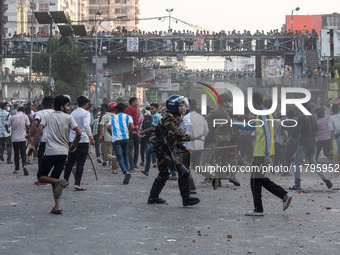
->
[[12, 141, 26, 171], [316, 139, 331, 161], [0, 137, 12, 161], [140, 134, 150, 163], [38, 142, 46, 169], [94, 134, 101, 158], [129, 133, 139, 168], [250, 157, 287, 212], [64, 143, 89, 186], [37, 155, 67, 179]]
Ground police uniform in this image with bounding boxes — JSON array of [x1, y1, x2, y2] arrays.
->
[[206, 96, 240, 188], [147, 95, 200, 206]]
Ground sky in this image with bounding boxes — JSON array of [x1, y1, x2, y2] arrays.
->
[[139, 1, 339, 69], [139, 0, 339, 33]]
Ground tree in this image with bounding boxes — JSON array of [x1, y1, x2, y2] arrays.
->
[[13, 35, 87, 101], [51, 36, 87, 100]]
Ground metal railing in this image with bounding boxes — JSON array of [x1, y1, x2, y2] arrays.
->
[[1, 35, 302, 58]]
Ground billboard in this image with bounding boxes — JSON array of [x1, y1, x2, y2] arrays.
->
[[127, 37, 139, 52]]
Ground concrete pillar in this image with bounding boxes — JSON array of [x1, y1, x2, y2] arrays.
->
[[92, 55, 107, 106], [255, 54, 262, 78]]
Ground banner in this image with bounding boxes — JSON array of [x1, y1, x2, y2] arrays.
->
[[127, 37, 139, 52], [149, 88, 157, 102], [155, 78, 171, 89], [334, 30, 340, 57], [263, 57, 285, 78], [321, 29, 331, 57], [137, 82, 151, 88], [160, 83, 179, 91], [328, 91, 338, 99], [193, 37, 205, 52]]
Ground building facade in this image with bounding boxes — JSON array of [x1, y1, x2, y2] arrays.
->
[[87, 0, 140, 32], [3, 0, 88, 36]]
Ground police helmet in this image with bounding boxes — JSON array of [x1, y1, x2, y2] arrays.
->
[[219, 94, 231, 103], [166, 95, 189, 113]]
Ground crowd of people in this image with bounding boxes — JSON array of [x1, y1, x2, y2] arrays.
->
[[3, 27, 312, 55], [0, 92, 337, 216]]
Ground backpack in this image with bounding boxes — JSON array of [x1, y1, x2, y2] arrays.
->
[[142, 115, 153, 132]]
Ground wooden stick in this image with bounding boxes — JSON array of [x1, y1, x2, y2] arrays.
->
[[88, 151, 98, 181], [176, 145, 238, 154]]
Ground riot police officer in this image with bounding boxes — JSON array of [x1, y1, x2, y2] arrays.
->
[[147, 95, 203, 206]]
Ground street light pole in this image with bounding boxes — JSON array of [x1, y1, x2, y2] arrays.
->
[[94, 10, 102, 105], [291, 7, 300, 35], [166, 8, 173, 31], [28, 0, 34, 102]]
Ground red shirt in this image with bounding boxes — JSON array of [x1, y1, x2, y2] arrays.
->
[[124, 106, 139, 131]]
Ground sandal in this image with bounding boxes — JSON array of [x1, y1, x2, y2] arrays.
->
[[74, 186, 87, 191], [50, 208, 62, 215]]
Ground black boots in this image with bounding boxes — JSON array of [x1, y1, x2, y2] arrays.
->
[[148, 163, 200, 206], [177, 164, 200, 206], [148, 178, 167, 204]]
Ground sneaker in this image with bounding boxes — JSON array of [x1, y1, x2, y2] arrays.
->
[[283, 195, 293, 211], [288, 186, 302, 190], [140, 162, 145, 166], [7, 161, 13, 164], [23, 167, 29, 176], [324, 179, 333, 189], [141, 170, 149, 176], [245, 210, 264, 216], [123, 173, 131, 185], [102, 161, 107, 166]]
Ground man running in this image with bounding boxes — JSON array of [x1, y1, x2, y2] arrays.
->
[[27, 95, 81, 214], [64, 96, 95, 191], [233, 92, 292, 216], [6, 107, 30, 175]]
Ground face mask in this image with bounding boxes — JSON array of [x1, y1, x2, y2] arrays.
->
[[6, 107, 10, 111]]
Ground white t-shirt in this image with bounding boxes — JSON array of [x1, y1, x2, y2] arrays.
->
[[69, 107, 92, 143], [34, 109, 54, 143], [40, 111, 78, 156]]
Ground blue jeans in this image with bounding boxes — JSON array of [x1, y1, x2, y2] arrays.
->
[[113, 139, 130, 173], [294, 144, 327, 187], [170, 168, 177, 176]]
